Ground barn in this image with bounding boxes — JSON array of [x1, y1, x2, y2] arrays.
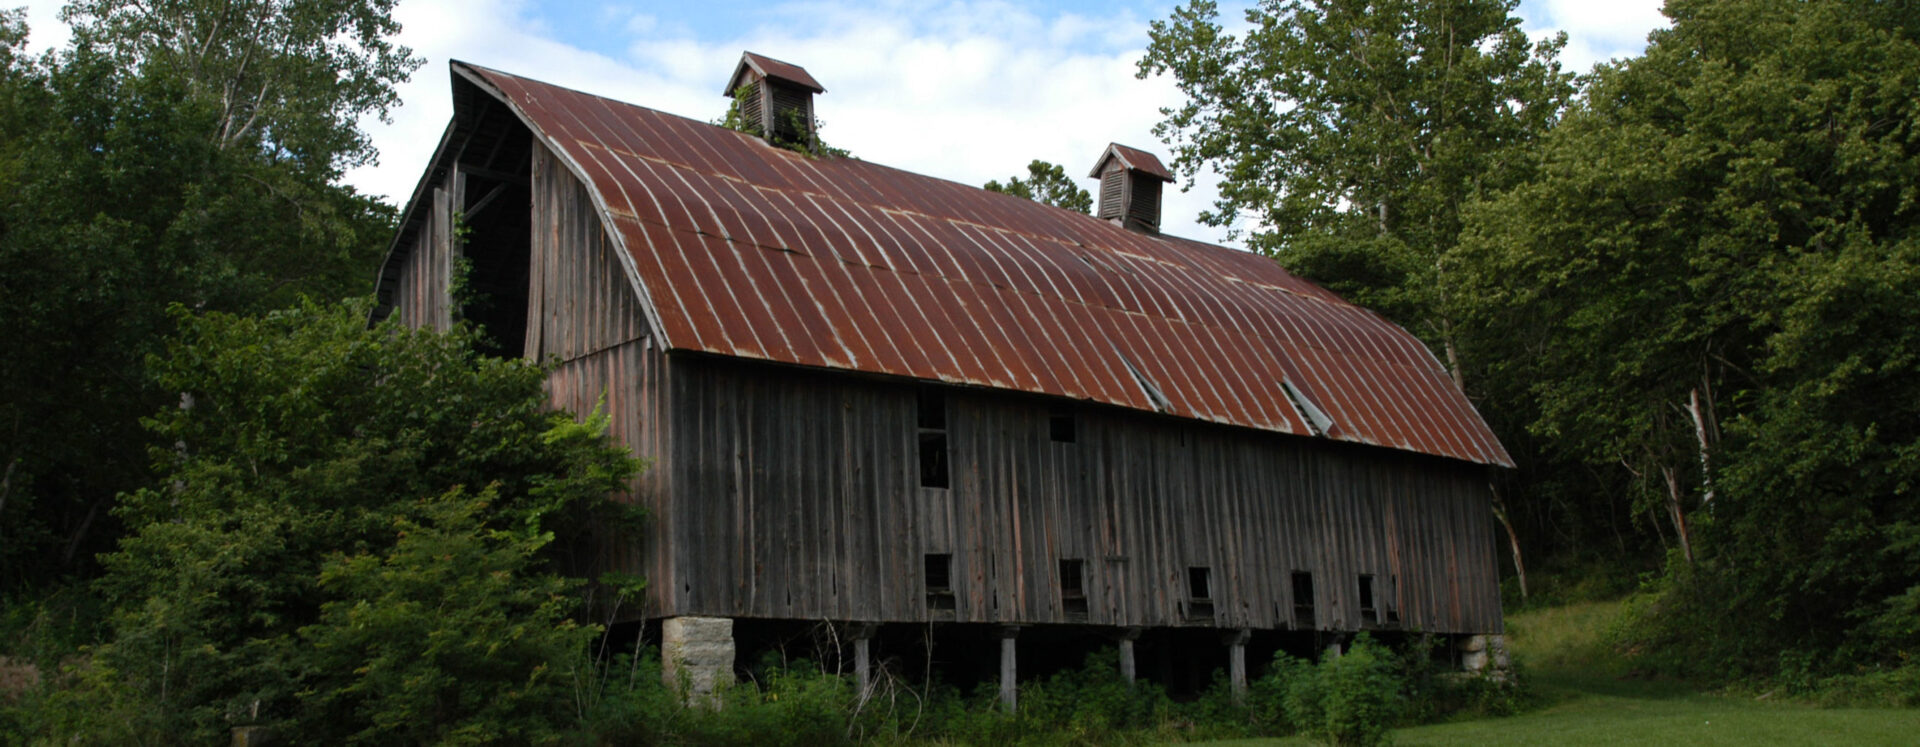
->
[[374, 52, 1513, 705]]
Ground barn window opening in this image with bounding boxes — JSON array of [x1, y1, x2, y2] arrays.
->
[[918, 387, 949, 488], [918, 387, 946, 429], [1358, 575, 1378, 625], [1292, 572, 1317, 628], [1049, 404, 1076, 443], [1385, 575, 1401, 625], [925, 553, 955, 611], [1059, 558, 1088, 621], [1187, 566, 1214, 620], [1188, 567, 1212, 600]]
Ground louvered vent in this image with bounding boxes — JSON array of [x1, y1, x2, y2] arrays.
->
[[1089, 143, 1175, 235], [768, 82, 812, 145], [1098, 165, 1125, 219], [1129, 178, 1161, 229], [738, 81, 765, 136]]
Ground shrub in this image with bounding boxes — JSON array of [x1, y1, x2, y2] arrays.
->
[[1394, 634, 1526, 722], [1812, 664, 1920, 709], [35, 301, 642, 743], [1288, 635, 1405, 746], [924, 651, 1179, 746], [1249, 651, 1312, 734]]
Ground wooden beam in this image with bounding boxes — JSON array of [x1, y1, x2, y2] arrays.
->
[[464, 182, 508, 219], [455, 163, 529, 188]]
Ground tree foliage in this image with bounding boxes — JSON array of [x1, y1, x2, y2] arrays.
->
[[1452, 0, 1920, 676], [984, 160, 1093, 213], [0, 2, 418, 594], [1139, 0, 1573, 337], [42, 301, 642, 742], [61, 0, 417, 173]]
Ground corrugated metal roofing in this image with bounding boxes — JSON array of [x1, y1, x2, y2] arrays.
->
[[449, 60, 1513, 467]]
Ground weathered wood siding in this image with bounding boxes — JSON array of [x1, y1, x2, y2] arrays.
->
[[390, 179, 459, 332], [527, 146, 648, 362], [658, 356, 1504, 635], [529, 144, 675, 616], [389, 140, 1505, 636]]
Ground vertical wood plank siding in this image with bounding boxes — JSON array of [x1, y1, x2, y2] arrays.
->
[[660, 356, 1504, 635], [527, 146, 648, 362], [528, 144, 676, 616], [390, 181, 456, 331]]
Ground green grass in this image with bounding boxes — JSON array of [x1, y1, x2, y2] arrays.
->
[[1185, 600, 1920, 746]]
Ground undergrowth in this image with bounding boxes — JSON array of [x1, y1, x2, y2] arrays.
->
[[568, 635, 1522, 746], [1508, 594, 1920, 710]]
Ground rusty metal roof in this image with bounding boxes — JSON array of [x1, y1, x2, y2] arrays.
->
[[1090, 143, 1174, 182], [451, 61, 1512, 467], [725, 52, 825, 94]]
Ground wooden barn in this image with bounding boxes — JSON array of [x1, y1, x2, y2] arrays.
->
[[374, 53, 1514, 703]]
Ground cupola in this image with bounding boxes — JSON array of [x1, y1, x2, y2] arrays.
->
[[1089, 143, 1175, 234], [724, 51, 826, 151]]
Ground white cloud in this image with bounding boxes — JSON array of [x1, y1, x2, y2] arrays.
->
[[13, 0, 1671, 250], [1520, 0, 1669, 73], [346, 0, 1234, 244], [14, 0, 71, 54], [1534, 0, 1667, 43]]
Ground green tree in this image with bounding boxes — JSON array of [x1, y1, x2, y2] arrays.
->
[[1455, 0, 1920, 676], [984, 160, 1093, 213], [42, 301, 642, 742], [0, 1, 418, 595], [1139, 0, 1573, 368], [62, 0, 417, 174]]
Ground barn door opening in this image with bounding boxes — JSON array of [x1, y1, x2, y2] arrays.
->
[[452, 113, 534, 359]]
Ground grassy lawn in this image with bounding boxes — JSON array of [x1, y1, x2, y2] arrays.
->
[[1188, 600, 1920, 746]]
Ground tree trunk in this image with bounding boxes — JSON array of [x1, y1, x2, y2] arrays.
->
[[0, 456, 16, 520], [1686, 387, 1715, 512], [1489, 483, 1528, 601], [62, 495, 108, 568], [1442, 329, 1465, 390], [1661, 465, 1694, 564]]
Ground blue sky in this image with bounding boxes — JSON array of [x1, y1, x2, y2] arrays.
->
[[511, 1, 1666, 67], [14, 0, 1669, 245], [521, 0, 1183, 56]]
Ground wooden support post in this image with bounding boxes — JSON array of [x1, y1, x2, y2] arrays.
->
[[855, 638, 871, 694], [1227, 628, 1252, 703], [848, 622, 877, 704], [1114, 627, 1144, 685], [997, 625, 1021, 712]]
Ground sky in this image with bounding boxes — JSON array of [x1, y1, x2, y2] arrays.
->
[[12, 0, 1669, 246]]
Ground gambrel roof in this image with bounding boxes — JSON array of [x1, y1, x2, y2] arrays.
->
[[381, 61, 1513, 467]]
